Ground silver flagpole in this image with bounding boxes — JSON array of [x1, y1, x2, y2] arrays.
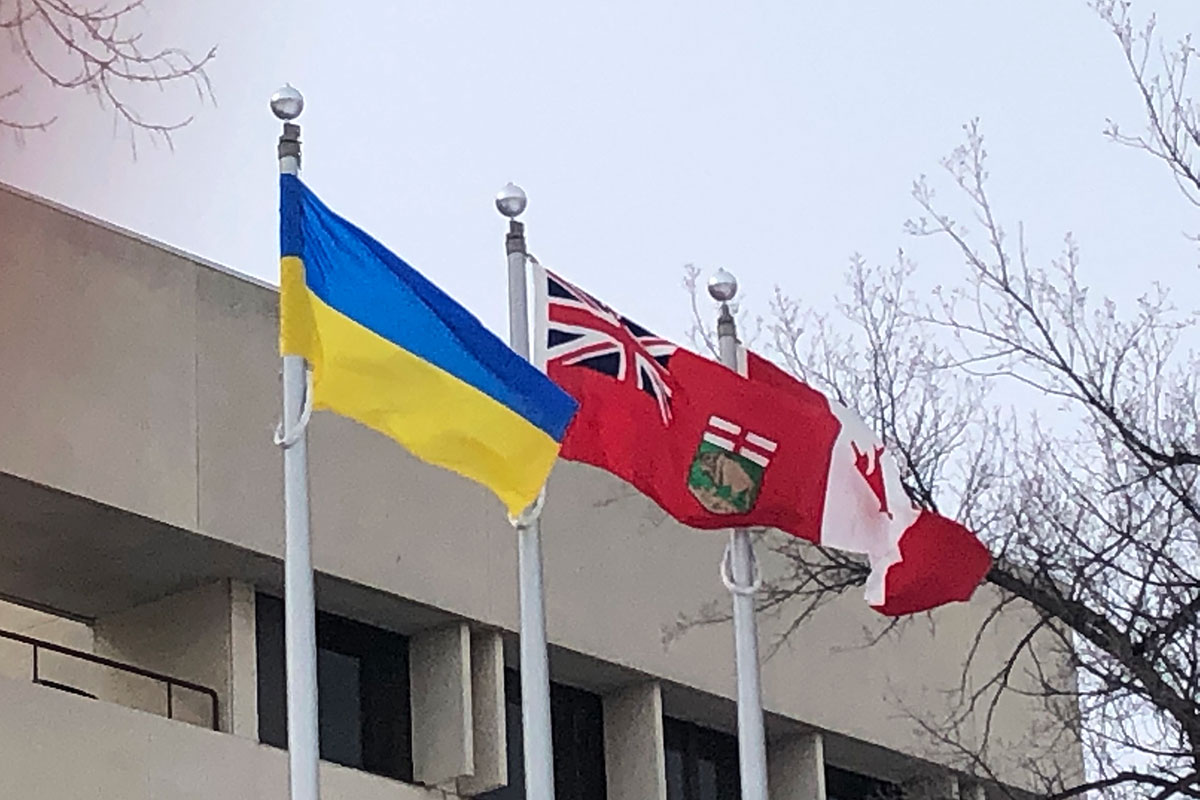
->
[[496, 183, 556, 800], [709, 269, 770, 800], [271, 85, 321, 800]]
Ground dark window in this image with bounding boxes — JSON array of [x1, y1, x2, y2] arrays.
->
[[317, 648, 363, 767], [255, 594, 413, 782], [825, 766, 902, 800], [664, 717, 740, 800], [480, 669, 607, 799], [551, 677, 608, 797]]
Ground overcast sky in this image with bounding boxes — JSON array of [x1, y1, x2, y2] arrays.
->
[[1, 0, 1196, 343]]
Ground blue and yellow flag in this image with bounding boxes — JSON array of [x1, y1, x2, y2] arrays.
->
[[279, 174, 577, 515]]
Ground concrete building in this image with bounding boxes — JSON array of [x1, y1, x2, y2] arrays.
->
[[0, 181, 1078, 799]]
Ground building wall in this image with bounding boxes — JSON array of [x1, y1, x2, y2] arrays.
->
[[92, 580, 255, 732], [0, 672, 451, 800], [0, 600, 94, 690], [0, 183, 1081, 791], [0, 188, 199, 531], [0, 602, 93, 651], [962, 589, 1086, 790]]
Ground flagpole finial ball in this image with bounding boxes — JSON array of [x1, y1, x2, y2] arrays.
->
[[496, 182, 527, 218], [270, 85, 304, 121], [707, 268, 738, 302]]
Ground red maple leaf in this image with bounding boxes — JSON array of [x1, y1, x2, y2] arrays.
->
[[851, 442, 892, 519]]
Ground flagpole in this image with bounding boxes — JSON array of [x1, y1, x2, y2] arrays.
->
[[709, 269, 770, 800], [271, 86, 321, 800], [497, 182, 556, 800]]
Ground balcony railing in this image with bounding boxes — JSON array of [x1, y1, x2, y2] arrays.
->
[[0, 627, 219, 730]]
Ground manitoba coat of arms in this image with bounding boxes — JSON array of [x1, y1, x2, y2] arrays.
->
[[686, 415, 777, 514]]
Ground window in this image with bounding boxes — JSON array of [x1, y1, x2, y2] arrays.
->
[[255, 594, 413, 782], [825, 765, 902, 800], [550, 677, 608, 797], [664, 717, 740, 800], [480, 669, 607, 799]]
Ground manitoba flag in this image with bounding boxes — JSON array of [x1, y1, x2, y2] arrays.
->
[[532, 265, 991, 614]]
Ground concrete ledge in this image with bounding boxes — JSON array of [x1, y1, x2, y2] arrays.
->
[[0, 672, 452, 799]]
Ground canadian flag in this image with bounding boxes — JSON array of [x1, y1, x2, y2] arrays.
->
[[740, 348, 992, 615]]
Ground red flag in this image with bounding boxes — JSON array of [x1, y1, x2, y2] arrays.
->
[[743, 351, 992, 615], [532, 266, 991, 614]]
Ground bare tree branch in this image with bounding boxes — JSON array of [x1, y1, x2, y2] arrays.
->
[[0, 0, 215, 146], [675, 4, 1200, 797]]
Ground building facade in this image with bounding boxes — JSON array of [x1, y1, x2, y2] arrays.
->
[[0, 182, 1078, 799]]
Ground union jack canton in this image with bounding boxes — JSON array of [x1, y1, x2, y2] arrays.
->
[[538, 268, 677, 424]]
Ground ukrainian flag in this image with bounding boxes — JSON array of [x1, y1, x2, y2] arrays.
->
[[279, 174, 577, 515]]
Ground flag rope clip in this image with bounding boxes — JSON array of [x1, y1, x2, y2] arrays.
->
[[720, 541, 763, 596], [508, 488, 546, 529], [273, 369, 314, 449]]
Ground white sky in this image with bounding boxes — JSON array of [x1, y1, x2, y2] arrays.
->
[[1, 0, 1196, 342]]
